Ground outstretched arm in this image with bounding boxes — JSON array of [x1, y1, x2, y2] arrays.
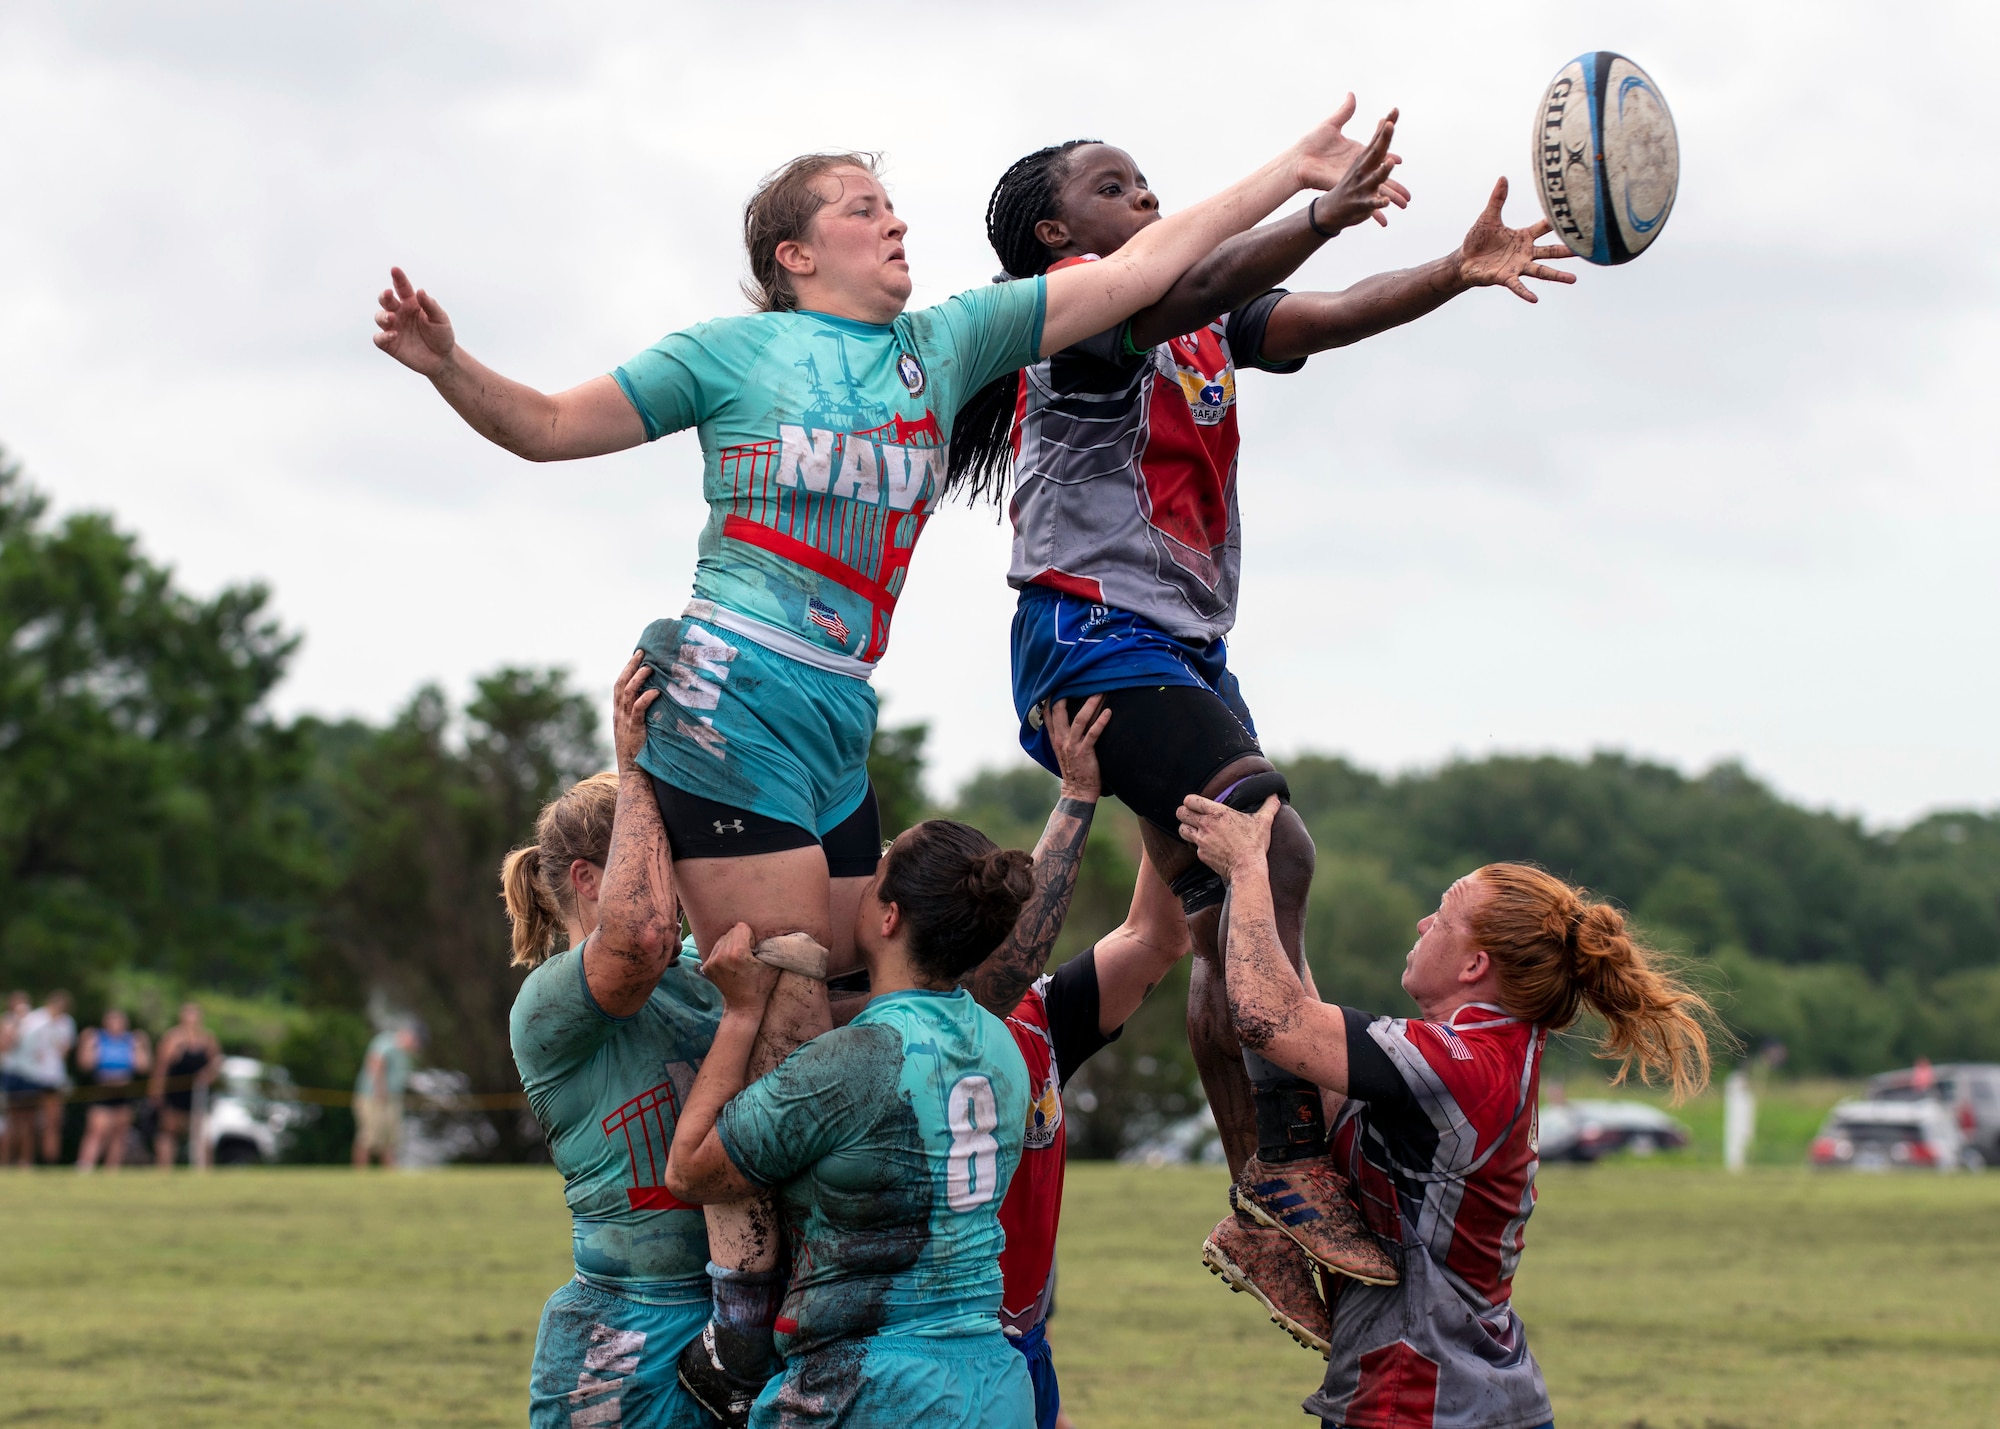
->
[[1177, 794, 1352, 1092], [373, 267, 645, 461], [1259, 176, 1577, 362], [963, 697, 1111, 1017], [664, 924, 775, 1204], [588, 651, 683, 1017], [1090, 849, 1194, 1034], [1038, 96, 1400, 357], [1125, 112, 1405, 351]]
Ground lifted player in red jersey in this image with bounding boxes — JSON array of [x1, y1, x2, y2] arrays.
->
[[945, 112, 1579, 1342]]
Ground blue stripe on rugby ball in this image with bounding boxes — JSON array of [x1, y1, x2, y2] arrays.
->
[[1531, 51, 1678, 266]]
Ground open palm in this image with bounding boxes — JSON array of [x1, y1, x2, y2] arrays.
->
[[1456, 178, 1577, 302], [1293, 94, 1412, 226]]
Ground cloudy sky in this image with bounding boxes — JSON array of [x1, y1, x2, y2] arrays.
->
[[1, 1, 1992, 825]]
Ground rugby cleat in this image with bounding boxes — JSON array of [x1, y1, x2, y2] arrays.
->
[[675, 1321, 769, 1429], [753, 932, 829, 981], [1202, 1213, 1330, 1357], [1230, 1155, 1398, 1287]]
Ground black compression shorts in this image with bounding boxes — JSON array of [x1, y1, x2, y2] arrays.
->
[[1057, 683, 1263, 833], [650, 777, 883, 879]]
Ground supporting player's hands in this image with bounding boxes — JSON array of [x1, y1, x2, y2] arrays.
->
[[1176, 793, 1280, 883], [700, 923, 779, 1016], [373, 267, 457, 376], [1453, 178, 1578, 302], [612, 650, 660, 774], [1309, 110, 1405, 234], [1047, 695, 1111, 803], [1290, 95, 1411, 227]]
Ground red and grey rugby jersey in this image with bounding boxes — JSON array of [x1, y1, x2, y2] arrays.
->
[[1306, 1004, 1554, 1429], [1005, 255, 1304, 644], [995, 949, 1117, 1336]]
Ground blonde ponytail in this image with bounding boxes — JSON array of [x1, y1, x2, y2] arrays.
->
[[1471, 863, 1715, 1101], [499, 771, 620, 968]]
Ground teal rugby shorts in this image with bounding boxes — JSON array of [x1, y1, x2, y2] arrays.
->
[[529, 1274, 710, 1429], [636, 611, 877, 838], [751, 1328, 1035, 1429]]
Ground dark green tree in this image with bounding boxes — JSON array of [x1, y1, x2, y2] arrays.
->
[[311, 668, 602, 1159], [0, 454, 318, 1008]]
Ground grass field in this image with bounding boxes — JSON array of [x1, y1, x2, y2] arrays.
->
[[2, 1163, 1995, 1427]]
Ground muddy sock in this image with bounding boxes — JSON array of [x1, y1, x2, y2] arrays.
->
[[1244, 1047, 1330, 1163], [706, 1262, 784, 1377]]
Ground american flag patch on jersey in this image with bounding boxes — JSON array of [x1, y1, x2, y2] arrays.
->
[[806, 597, 850, 645], [1426, 1021, 1475, 1061]]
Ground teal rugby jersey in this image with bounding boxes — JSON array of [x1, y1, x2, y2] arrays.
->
[[716, 988, 1031, 1354], [511, 942, 723, 1286], [613, 281, 1046, 666]]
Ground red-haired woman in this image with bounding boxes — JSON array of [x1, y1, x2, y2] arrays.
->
[[1177, 793, 1712, 1429], [374, 106, 1402, 1410]]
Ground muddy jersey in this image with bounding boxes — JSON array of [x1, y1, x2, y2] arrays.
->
[[510, 943, 723, 1288], [717, 988, 1030, 1356], [995, 950, 1117, 1335], [1005, 256, 1302, 644], [614, 282, 1046, 672], [1307, 1004, 1552, 1429]]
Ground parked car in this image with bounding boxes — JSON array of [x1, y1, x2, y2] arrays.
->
[[1864, 1063, 2000, 1169], [204, 1056, 312, 1164], [1812, 1097, 1968, 1171], [1538, 1099, 1691, 1162]]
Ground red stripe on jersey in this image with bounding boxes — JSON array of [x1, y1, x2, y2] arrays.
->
[[721, 514, 898, 609], [1348, 1342, 1441, 1427], [1022, 568, 1106, 602], [996, 985, 1064, 1330]]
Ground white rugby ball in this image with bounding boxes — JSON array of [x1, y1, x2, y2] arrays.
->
[[1530, 52, 1678, 265]]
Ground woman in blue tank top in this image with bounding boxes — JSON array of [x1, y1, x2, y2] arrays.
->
[[76, 1009, 151, 1171]]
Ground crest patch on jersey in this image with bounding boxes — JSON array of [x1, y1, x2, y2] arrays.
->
[[896, 352, 926, 396], [1023, 1061, 1062, 1149]]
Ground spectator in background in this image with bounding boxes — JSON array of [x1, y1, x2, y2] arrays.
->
[[2, 991, 76, 1166], [151, 1002, 223, 1169], [352, 1023, 423, 1168], [76, 1009, 152, 1172]]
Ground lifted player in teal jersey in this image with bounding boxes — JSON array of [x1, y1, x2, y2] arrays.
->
[[506, 654, 721, 1429], [663, 821, 1045, 1429]]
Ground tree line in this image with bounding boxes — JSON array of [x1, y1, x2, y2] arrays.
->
[[5, 454, 1997, 1160]]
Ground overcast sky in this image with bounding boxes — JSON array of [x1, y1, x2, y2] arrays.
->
[[1, 1, 1993, 826]]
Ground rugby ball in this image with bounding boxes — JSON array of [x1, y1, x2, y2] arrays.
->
[[1530, 52, 1678, 265]]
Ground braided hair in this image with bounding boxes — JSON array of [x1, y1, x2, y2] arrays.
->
[[943, 139, 1100, 508]]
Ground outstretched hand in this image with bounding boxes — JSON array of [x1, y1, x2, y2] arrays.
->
[[373, 266, 457, 376], [1176, 793, 1280, 882], [1292, 95, 1412, 227], [699, 923, 778, 1016], [1455, 178, 1577, 302], [1046, 695, 1111, 801], [612, 650, 660, 773]]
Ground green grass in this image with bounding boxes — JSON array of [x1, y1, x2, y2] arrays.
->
[[3, 1164, 1996, 1427]]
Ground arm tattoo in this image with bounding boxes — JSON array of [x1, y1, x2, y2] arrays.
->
[[964, 799, 1096, 1015]]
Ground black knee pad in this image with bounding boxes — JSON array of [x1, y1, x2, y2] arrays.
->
[[1169, 863, 1227, 916], [1215, 769, 1291, 813]]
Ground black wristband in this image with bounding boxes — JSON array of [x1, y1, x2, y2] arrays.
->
[[1306, 195, 1339, 240]]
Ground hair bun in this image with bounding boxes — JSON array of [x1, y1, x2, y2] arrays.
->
[[963, 847, 1034, 920]]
